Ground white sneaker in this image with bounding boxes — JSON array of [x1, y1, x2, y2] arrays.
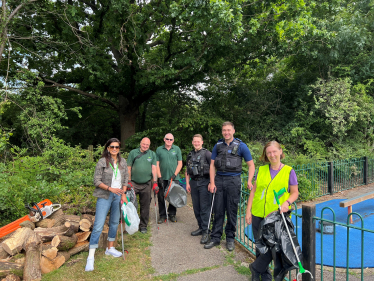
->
[[105, 247, 122, 257], [85, 257, 94, 271]]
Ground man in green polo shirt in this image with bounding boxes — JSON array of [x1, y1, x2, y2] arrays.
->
[[127, 137, 158, 233], [156, 133, 183, 223]]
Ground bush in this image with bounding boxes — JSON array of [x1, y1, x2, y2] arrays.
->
[[0, 139, 102, 226]]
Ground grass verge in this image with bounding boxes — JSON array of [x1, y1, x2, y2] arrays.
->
[[42, 229, 154, 281]]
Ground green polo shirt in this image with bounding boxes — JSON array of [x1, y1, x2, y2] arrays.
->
[[156, 144, 182, 181], [127, 148, 157, 184]]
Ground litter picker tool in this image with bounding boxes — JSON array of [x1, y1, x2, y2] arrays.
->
[[207, 187, 216, 231], [273, 188, 313, 281], [120, 200, 129, 260], [154, 191, 159, 231]]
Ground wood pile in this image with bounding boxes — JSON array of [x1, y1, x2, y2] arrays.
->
[[0, 210, 96, 280]]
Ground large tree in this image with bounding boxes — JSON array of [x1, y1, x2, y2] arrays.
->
[[2, 0, 317, 144]]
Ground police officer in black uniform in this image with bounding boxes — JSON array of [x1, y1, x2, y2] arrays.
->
[[185, 134, 212, 244], [204, 121, 255, 251]]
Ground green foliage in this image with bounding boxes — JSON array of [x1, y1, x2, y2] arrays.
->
[[0, 139, 100, 227], [297, 176, 316, 202]]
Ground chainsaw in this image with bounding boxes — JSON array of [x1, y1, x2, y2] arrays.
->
[[0, 199, 61, 239]]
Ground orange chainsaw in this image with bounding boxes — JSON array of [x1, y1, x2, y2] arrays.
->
[[0, 199, 61, 239]]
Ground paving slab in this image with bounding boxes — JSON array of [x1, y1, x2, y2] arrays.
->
[[149, 194, 226, 276], [177, 265, 248, 281]]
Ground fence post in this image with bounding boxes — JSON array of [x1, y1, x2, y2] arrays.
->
[[328, 161, 334, 195], [364, 156, 368, 185], [302, 204, 316, 281]]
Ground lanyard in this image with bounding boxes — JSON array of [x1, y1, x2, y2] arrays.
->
[[109, 163, 119, 179]]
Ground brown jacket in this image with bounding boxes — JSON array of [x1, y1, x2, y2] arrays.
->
[[93, 157, 129, 199]]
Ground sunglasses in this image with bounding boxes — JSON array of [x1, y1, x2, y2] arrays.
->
[[109, 146, 120, 149], [165, 138, 174, 141]]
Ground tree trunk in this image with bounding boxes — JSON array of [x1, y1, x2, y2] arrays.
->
[[19, 221, 35, 230], [67, 241, 89, 256], [0, 262, 23, 279], [51, 234, 77, 251], [35, 219, 55, 229], [33, 225, 69, 242], [41, 246, 58, 260], [76, 232, 91, 243], [40, 253, 65, 274], [63, 222, 77, 237], [2, 228, 38, 256], [79, 219, 91, 232], [23, 243, 41, 281], [119, 96, 138, 145], [1, 273, 21, 281], [0, 245, 9, 260]]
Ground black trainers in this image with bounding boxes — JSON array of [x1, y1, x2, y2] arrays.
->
[[169, 215, 177, 222], [157, 217, 166, 224]]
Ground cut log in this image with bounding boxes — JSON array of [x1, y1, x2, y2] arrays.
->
[[23, 243, 41, 281], [76, 232, 91, 243], [63, 222, 77, 237], [51, 235, 77, 251], [2, 228, 36, 256], [82, 214, 94, 225], [1, 273, 21, 281], [47, 209, 63, 220], [19, 221, 35, 230], [0, 262, 23, 279], [79, 219, 91, 232], [0, 245, 9, 260], [41, 246, 58, 260], [35, 219, 55, 229], [67, 241, 89, 256], [40, 253, 65, 274], [64, 215, 81, 224], [33, 225, 69, 242], [49, 211, 65, 227], [58, 252, 70, 263]]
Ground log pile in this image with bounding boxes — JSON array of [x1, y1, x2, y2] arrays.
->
[[0, 209, 94, 280]]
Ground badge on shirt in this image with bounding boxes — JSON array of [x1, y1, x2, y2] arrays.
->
[[147, 157, 152, 162], [172, 151, 176, 155]]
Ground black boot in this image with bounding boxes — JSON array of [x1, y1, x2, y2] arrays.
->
[[249, 264, 261, 281], [191, 228, 203, 236], [200, 232, 209, 244]]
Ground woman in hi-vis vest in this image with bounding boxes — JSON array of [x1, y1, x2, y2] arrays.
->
[[245, 141, 299, 281]]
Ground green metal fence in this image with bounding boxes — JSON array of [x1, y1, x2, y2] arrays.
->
[[236, 157, 374, 280], [368, 158, 374, 184]]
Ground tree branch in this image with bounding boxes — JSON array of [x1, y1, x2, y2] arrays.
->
[[147, 39, 164, 48], [41, 77, 119, 111]]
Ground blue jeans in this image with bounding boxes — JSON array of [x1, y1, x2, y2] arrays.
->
[[89, 192, 121, 249]]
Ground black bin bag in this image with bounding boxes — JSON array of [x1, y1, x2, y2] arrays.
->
[[255, 210, 303, 280]]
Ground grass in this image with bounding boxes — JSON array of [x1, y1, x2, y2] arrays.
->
[[42, 229, 154, 281]]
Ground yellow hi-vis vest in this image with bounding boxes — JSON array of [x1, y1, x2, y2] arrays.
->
[[251, 164, 292, 218]]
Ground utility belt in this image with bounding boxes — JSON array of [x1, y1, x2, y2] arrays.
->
[[191, 176, 209, 181]]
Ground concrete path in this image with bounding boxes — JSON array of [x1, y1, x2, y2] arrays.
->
[[149, 194, 250, 280]]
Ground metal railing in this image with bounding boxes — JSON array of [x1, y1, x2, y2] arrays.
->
[[236, 157, 374, 281]]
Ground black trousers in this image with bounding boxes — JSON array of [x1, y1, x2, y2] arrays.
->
[[210, 175, 241, 243], [132, 180, 152, 229], [157, 180, 176, 217], [190, 178, 212, 232], [251, 215, 273, 281]]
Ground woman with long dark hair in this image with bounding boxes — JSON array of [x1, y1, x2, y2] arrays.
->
[[85, 138, 129, 272]]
